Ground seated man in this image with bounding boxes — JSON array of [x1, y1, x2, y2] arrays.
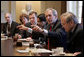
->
[[17, 8, 67, 51], [37, 13, 47, 44], [60, 12, 83, 56], [32, 8, 67, 50], [2, 13, 19, 37], [17, 11, 45, 44], [37, 13, 47, 29]]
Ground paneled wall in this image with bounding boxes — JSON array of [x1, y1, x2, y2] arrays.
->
[[1, 1, 11, 23], [1, 1, 66, 23], [41, 1, 66, 18], [16, 1, 41, 23], [1, 1, 16, 23], [61, 1, 66, 14], [11, 1, 16, 21], [41, 1, 61, 18]]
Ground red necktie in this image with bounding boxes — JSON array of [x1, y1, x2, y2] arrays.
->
[[30, 32, 32, 38], [48, 25, 52, 50]]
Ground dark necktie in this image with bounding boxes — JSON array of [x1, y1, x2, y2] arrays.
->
[[8, 23, 11, 32], [7, 23, 11, 37]]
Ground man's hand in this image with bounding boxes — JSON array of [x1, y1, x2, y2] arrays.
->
[[26, 37, 33, 42], [73, 52, 81, 56], [14, 34, 22, 39], [17, 34, 22, 39], [17, 25, 28, 31], [31, 25, 43, 33]]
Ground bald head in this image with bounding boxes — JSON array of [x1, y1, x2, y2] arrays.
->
[[5, 13, 12, 23]]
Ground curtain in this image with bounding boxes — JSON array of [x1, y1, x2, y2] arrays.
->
[[67, 1, 83, 23], [82, 2, 83, 18]]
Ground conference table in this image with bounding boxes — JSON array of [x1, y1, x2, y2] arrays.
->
[[1, 37, 74, 56], [1, 37, 53, 56]]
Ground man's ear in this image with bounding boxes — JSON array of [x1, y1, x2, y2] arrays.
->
[[69, 20, 74, 26]]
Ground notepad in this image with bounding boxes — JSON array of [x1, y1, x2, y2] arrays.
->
[[17, 50, 28, 53], [22, 42, 29, 46], [18, 39, 27, 41]]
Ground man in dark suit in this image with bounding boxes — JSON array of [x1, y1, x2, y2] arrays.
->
[[44, 8, 66, 50], [31, 8, 67, 50], [2, 13, 19, 37], [17, 8, 67, 50], [60, 12, 83, 56]]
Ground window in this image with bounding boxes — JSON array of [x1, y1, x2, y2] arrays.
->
[[67, 1, 83, 23]]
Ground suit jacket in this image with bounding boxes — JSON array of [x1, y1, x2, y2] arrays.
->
[[19, 29, 30, 38], [67, 24, 83, 53], [45, 19, 67, 50], [25, 22, 44, 43], [2, 21, 19, 37], [18, 23, 31, 38]]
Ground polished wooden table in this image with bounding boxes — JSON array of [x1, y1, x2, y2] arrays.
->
[[1, 38, 50, 56], [14, 46, 74, 56], [13, 42, 52, 56], [1, 38, 30, 56], [1, 38, 13, 56], [1, 38, 74, 56], [14, 46, 28, 56]]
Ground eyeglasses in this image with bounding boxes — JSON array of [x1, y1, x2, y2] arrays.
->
[[61, 22, 67, 27]]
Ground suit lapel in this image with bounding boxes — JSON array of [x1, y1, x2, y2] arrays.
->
[[52, 20, 59, 31], [68, 24, 78, 43], [46, 24, 50, 31]]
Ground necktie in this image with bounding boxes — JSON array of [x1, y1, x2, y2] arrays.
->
[[8, 23, 11, 32], [7, 23, 11, 37], [48, 25, 52, 50]]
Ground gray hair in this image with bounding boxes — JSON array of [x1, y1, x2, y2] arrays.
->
[[4, 13, 11, 17], [60, 12, 78, 24], [45, 8, 58, 17]]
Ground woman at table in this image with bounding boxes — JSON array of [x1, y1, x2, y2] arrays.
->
[[16, 14, 31, 39]]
